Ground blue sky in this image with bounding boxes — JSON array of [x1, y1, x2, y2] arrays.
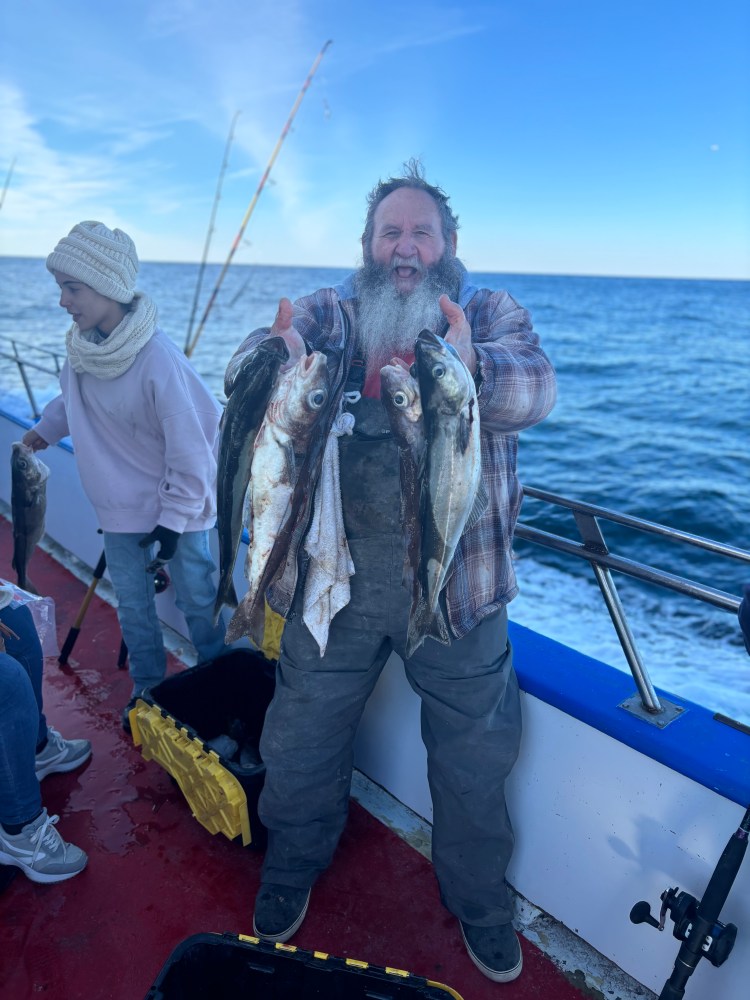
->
[[1, 0, 748, 278]]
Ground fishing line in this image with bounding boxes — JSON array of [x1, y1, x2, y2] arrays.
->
[[184, 112, 241, 354]]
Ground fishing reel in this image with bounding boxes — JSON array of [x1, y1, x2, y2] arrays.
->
[[630, 886, 737, 968], [154, 567, 170, 594]]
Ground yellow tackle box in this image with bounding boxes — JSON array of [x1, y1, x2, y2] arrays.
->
[[131, 650, 275, 848]]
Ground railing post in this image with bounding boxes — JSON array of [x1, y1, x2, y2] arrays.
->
[[573, 511, 663, 714], [11, 340, 40, 418]]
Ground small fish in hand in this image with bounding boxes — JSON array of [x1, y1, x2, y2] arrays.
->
[[10, 441, 50, 594]]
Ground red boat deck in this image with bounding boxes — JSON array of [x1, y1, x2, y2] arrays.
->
[[0, 515, 591, 1000]]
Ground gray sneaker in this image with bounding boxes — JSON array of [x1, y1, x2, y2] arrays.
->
[[35, 726, 92, 780], [460, 920, 523, 983], [0, 809, 88, 884], [253, 884, 311, 942]]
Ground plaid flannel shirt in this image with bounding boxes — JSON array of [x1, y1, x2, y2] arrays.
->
[[226, 269, 556, 637]]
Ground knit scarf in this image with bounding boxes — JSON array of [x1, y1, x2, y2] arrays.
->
[[65, 293, 158, 379]]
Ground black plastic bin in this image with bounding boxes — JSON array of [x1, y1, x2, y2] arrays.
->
[[131, 650, 275, 849], [145, 932, 463, 1000]]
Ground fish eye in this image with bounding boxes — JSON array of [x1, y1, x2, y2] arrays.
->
[[308, 389, 327, 408], [432, 363, 446, 379], [393, 391, 408, 407]]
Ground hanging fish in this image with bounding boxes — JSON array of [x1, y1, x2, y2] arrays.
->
[[10, 441, 50, 595], [380, 360, 427, 630], [226, 351, 330, 644], [214, 337, 289, 621], [406, 330, 484, 657]]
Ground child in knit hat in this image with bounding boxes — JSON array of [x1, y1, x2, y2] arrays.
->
[[22, 221, 228, 731]]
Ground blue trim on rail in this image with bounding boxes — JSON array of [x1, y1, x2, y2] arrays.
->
[[1, 409, 74, 454], [510, 620, 750, 808]]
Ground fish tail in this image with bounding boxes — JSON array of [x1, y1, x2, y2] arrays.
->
[[213, 577, 239, 623], [406, 594, 450, 659], [16, 572, 38, 596], [225, 590, 264, 646]]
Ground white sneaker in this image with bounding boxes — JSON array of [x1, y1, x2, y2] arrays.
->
[[35, 726, 92, 781], [0, 809, 88, 884]]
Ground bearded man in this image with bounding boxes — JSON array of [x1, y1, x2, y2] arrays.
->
[[225, 162, 556, 984]]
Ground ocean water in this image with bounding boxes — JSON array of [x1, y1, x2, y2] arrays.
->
[[2, 256, 749, 723]]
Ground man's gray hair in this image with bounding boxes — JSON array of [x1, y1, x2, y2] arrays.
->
[[361, 159, 460, 251]]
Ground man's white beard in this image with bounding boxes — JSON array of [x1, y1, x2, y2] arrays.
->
[[355, 254, 463, 377]]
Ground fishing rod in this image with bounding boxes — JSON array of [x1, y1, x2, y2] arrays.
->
[[0, 157, 16, 212], [183, 111, 241, 354], [185, 39, 333, 359], [630, 804, 750, 998]]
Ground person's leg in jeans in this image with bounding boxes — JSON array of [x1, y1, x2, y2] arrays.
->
[[0, 603, 46, 749], [103, 532, 166, 696], [0, 604, 91, 778], [0, 653, 88, 883], [0, 654, 42, 827], [168, 529, 227, 663]]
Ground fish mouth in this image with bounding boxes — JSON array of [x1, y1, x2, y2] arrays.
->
[[417, 329, 442, 347]]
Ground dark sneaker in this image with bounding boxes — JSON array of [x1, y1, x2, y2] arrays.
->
[[0, 809, 88, 884], [122, 698, 138, 734], [253, 883, 311, 942], [35, 726, 92, 781], [460, 920, 523, 983]]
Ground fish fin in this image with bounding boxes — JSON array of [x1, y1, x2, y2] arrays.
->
[[225, 588, 266, 647], [457, 411, 472, 453], [213, 578, 239, 624], [406, 594, 451, 659], [464, 477, 489, 531], [281, 440, 296, 478], [16, 573, 38, 596], [225, 601, 250, 644]]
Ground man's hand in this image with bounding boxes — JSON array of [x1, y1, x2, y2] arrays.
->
[[139, 526, 181, 573], [272, 297, 306, 372], [439, 295, 477, 376], [22, 430, 49, 452]]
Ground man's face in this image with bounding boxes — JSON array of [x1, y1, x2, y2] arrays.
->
[[53, 271, 124, 334], [368, 187, 454, 294]]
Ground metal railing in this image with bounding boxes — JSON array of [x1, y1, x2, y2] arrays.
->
[[3, 343, 747, 725], [0, 343, 62, 419], [516, 486, 750, 723]]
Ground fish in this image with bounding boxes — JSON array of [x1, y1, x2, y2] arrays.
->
[[214, 337, 289, 622], [10, 441, 50, 595], [226, 350, 330, 644], [406, 329, 484, 657], [380, 361, 426, 623]]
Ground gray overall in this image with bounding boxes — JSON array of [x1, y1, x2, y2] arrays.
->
[[258, 395, 522, 926]]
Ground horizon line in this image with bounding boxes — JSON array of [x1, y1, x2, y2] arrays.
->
[[0, 253, 747, 284]]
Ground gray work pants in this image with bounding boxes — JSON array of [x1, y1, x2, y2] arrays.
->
[[258, 533, 522, 925]]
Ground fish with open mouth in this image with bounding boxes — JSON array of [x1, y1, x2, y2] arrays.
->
[[214, 337, 289, 621], [380, 360, 427, 631], [226, 350, 330, 644], [11, 441, 50, 594], [406, 329, 484, 657]]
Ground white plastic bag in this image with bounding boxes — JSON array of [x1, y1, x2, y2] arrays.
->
[[0, 579, 59, 658]]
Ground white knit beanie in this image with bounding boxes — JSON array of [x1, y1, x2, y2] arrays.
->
[[46, 221, 139, 303]]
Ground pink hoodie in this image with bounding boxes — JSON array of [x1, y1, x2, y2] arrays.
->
[[34, 329, 222, 534]]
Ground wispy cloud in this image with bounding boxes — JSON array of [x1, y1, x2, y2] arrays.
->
[[378, 23, 485, 55]]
